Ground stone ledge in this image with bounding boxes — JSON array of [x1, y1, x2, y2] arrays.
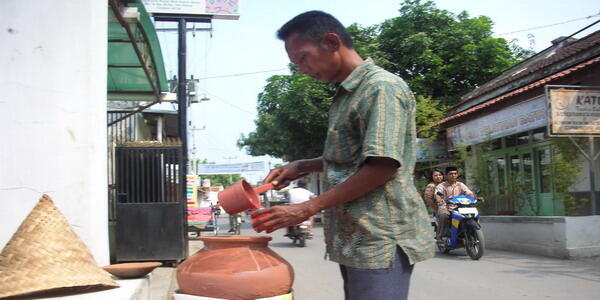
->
[[38, 275, 150, 299], [481, 215, 566, 224]]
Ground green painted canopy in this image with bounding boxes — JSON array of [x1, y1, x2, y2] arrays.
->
[[108, 1, 168, 101]]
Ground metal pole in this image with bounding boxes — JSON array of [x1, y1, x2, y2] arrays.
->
[[178, 19, 189, 258], [178, 18, 188, 179], [590, 137, 597, 215]]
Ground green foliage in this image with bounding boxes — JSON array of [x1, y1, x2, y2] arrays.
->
[[415, 95, 447, 140], [239, 0, 533, 161], [199, 174, 243, 188], [237, 71, 334, 161], [551, 138, 588, 216], [454, 138, 588, 216], [378, 0, 527, 106]]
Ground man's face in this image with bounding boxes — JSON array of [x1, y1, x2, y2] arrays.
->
[[447, 171, 459, 183], [284, 33, 340, 82]]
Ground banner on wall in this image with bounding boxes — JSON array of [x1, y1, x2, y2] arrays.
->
[[546, 85, 600, 136], [142, 0, 240, 20], [447, 96, 548, 149], [197, 161, 265, 175]]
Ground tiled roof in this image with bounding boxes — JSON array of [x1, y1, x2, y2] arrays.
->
[[433, 55, 600, 127]]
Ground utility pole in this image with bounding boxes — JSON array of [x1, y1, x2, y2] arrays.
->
[[153, 14, 212, 258]]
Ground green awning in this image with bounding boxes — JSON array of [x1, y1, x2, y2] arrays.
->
[[108, 0, 168, 101]]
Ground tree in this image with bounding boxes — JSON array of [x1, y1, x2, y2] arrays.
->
[[239, 0, 534, 159], [378, 0, 532, 106], [237, 68, 334, 161]]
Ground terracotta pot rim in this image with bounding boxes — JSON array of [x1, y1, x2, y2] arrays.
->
[[200, 235, 272, 243]]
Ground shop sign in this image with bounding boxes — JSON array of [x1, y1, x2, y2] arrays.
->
[[186, 174, 199, 207], [547, 86, 600, 136], [142, 0, 240, 20], [447, 96, 547, 148]]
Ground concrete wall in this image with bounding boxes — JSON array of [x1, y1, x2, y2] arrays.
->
[[481, 216, 600, 258], [0, 1, 108, 264], [565, 216, 600, 258]]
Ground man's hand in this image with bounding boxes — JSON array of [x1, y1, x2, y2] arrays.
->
[[263, 161, 308, 190], [251, 203, 314, 233], [263, 157, 324, 189]]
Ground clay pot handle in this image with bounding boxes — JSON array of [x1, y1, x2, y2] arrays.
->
[[253, 183, 275, 194]]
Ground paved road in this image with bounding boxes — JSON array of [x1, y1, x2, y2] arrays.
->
[[178, 214, 600, 300]]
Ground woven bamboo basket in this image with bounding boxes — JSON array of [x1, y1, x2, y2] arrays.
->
[[0, 195, 118, 298]]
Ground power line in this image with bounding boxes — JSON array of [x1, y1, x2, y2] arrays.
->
[[496, 12, 600, 36], [198, 88, 256, 116], [196, 68, 288, 80]]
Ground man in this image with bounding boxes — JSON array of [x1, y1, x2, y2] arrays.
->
[[434, 166, 474, 242], [251, 11, 434, 300]]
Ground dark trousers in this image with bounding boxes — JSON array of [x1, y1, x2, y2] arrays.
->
[[339, 247, 414, 300]]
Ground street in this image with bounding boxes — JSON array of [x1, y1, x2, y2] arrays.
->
[[198, 214, 600, 300]]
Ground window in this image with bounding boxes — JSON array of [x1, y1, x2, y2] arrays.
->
[[506, 132, 530, 147], [532, 127, 547, 143], [523, 153, 533, 192], [538, 148, 552, 193], [497, 157, 506, 194]]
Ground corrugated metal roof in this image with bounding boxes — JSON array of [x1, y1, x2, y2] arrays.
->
[[107, 0, 168, 101]]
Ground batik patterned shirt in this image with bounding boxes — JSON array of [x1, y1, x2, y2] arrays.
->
[[322, 58, 435, 269]]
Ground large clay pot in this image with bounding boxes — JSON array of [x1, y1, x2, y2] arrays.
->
[[176, 236, 294, 300]]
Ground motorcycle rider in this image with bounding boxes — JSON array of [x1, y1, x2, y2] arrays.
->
[[286, 180, 315, 237], [434, 166, 474, 243]]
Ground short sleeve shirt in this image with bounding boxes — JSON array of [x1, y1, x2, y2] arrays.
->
[[321, 58, 435, 269], [287, 188, 315, 205], [435, 181, 473, 205]]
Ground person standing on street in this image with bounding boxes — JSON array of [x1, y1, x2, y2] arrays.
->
[[251, 10, 435, 300]]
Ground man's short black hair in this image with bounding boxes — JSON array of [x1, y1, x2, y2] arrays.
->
[[277, 10, 354, 49], [445, 166, 458, 173], [297, 180, 307, 188]]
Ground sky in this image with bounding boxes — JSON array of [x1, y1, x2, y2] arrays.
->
[[152, 0, 599, 183]]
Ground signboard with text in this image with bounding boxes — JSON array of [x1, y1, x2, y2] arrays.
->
[[142, 0, 240, 20], [447, 96, 547, 148], [546, 85, 600, 136], [197, 161, 265, 174]]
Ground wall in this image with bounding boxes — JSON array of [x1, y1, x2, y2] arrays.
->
[[0, 1, 109, 264], [482, 216, 600, 258]]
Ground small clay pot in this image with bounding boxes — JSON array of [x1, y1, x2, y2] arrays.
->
[[218, 181, 275, 214], [102, 262, 162, 278], [176, 236, 294, 300]]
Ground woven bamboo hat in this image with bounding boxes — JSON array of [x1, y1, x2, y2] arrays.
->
[[0, 195, 118, 298]]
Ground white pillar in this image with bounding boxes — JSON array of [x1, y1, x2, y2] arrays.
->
[[0, 0, 109, 264]]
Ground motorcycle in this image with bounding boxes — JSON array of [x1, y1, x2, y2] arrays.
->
[[285, 220, 311, 247], [435, 194, 485, 260]]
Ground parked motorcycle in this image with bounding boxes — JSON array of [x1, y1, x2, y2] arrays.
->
[[285, 220, 311, 247], [435, 194, 485, 260]]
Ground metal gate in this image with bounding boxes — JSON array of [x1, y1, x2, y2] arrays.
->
[[114, 146, 187, 262]]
